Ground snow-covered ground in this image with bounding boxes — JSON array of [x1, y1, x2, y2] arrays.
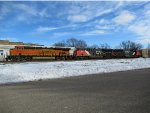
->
[[0, 58, 150, 84]]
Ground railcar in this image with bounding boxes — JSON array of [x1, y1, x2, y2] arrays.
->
[[134, 50, 142, 58], [102, 49, 113, 58], [81, 48, 113, 59], [77, 48, 142, 59], [84, 48, 104, 59], [124, 50, 142, 58], [112, 49, 124, 58], [6, 46, 71, 61], [141, 49, 150, 58], [81, 48, 123, 59], [74, 49, 90, 59]]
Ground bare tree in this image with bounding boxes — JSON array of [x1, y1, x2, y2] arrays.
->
[[100, 43, 111, 49], [76, 40, 87, 48], [135, 43, 143, 50], [90, 44, 99, 49], [66, 38, 78, 47], [66, 38, 87, 48], [119, 40, 143, 50], [53, 41, 66, 47]]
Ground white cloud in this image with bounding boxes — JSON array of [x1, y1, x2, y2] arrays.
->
[[13, 4, 38, 16], [52, 32, 70, 38], [16, 14, 27, 21], [95, 9, 113, 17], [19, 4, 49, 18], [113, 11, 135, 25], [127, 5, 150, 44], [36, 24, 78, 33], [2, 3, 51, 23], [96, 19, 108, 24], [81, 30, 106, 36], [0, 37, 18, 42], [128, 22, 150, 44], [129, 23, 149, 36], [0, 3, 45, 24], [0, 4, 10, 20], [0, 2, 125, 25], [94, 19, 113, 30], [96, 25, 110, 30], [145, 10, 150, 16], [37, 26, 58, 32], [67, 2, 124, 23], [68, 15, 89, 23]]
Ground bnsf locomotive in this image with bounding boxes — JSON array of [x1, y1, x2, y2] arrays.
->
[[3, 45, 142, 61], [6, 46, 72, 61]]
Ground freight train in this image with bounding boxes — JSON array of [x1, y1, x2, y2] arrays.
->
[[0, 45, 143, 62]]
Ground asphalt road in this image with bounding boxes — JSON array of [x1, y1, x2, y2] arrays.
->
[[0, 69, 150, 113]]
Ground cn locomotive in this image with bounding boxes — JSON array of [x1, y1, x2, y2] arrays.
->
[[3, 45, 142, 62]]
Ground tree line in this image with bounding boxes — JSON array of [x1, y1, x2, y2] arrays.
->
[[53, 38, 149, 50]]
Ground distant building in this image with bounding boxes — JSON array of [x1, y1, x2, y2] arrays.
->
[[142, 49, 150, 58], [0, 40, 43, 61], [0, 40, 43, 46]]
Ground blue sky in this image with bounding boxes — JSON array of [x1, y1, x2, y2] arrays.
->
[[0, 1, 150, 47]]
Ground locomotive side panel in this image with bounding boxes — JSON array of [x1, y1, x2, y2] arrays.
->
[[112, 49, 124, 58], [10, 49, 43, 56], [8, 46, 70, 61], [85, 48, 104, 59], [81, 48, 113, 59], [101, 49, 112, 58], [74, 49, 90, 59], [134, 50, 142, 58]]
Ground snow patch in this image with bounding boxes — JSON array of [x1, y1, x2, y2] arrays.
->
[[0, 58, 150, 84]]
